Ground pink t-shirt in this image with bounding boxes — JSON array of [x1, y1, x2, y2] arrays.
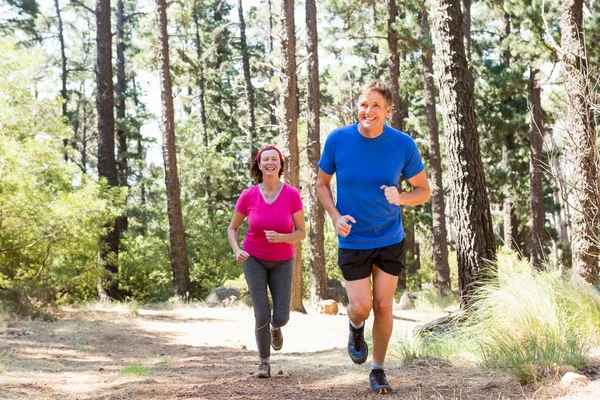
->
[[235, 182, 303, 261]]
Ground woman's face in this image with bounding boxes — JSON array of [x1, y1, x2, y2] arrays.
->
[[259, 149, 281, 178]]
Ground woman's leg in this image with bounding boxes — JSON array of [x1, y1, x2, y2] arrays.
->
[[268, 258, 294, 328], [243, 257, 271, 359]]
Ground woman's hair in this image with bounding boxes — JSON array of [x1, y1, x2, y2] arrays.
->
[[357, 80, 393, 107], [251, 145, 285, 183]]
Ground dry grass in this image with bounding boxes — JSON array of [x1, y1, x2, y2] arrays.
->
[[0, 304, 596, 399]]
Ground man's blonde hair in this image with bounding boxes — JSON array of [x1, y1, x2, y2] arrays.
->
[[357, 80, 393, 107]]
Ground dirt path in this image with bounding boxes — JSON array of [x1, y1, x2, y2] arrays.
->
[[0, 304, 598, 399]]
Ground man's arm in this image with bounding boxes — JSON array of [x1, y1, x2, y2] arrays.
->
[[380, 170, 431, 206], [317, 168, 355, 237]]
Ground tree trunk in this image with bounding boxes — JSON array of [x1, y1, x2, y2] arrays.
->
[[237, 0, 257, 174], [529, 68, 545, 271], [156, 0, 192, 299], [280, 0, 305, 313], [461, 0, 474, 92], [500, 10, 518, 253], [267, 0, 278, 127], [96, 0, 120, 299], [420, 8, 450, 295], [116, 0, 129, 234], [55, 0, 69, 161], [561, 0, 600, 284], [192, 3, 208, 145], [305, 0, 326, 306], [431, 0, 496, 307], [387, 0, 403, 130]]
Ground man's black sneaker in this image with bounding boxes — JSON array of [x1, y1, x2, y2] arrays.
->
[[369, 368, 392, 394], [271, 327, 283, 351], [347, 322, 368, 364]]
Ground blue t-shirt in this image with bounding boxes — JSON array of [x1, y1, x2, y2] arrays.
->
[[318, 123, 425, 250]]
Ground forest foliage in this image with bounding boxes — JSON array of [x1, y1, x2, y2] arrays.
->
[[0, 0, 599, 313]]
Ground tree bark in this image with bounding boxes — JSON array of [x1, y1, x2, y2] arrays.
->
[[387, 0, 403, 130], [116, 0, 129, 234], [500, 10, 518, 252], [305, 0, 326, 306], [529, 68, 545, 271], [420, 8, 450, 295], [561, 0, 600, 284], [156, 0, 192, 299], [96, 0, 120, 299], [55, 0, 69, 161], [431, 0, 496, 307], [237, 0, 257, 174], [280, 0, 305, 313]]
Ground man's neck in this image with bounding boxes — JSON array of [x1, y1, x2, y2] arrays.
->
[[358, 122, 384, 139]]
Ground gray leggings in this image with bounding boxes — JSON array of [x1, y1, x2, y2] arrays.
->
[[243, 256, 294, 358]]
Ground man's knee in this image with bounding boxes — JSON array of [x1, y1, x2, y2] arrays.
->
[[372, 299, 394, 316], [349, 301, 372, 321]]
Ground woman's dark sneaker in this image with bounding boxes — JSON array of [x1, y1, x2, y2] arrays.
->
[[369, 368, 392, 394], [347, 322, 368, 364], [271, 327, 283, 351], [254, 361, 271, 378]]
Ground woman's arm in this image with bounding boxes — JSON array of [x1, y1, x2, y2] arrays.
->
[[227, 210, 250, 263], [264, 210, 306, 244]]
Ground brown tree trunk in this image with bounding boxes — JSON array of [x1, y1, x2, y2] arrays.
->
[[462, 0, 474, 92], [267, 0, 278, 128], [55, 0, 69, 161], [192, 3, 208, 145], [529, 68, 545, 271], [561, 0, 600, 284], [156, 0, 192, 299], [305, 0, 326, 306], [280, 0, 305, 313], [387, 0, 403, 130], [238, 0, 257, 173], [500, 10, 518, 253], [116, 0, 129, 234], [96, 0, 120, 299], [431, 0, 496, 307], [420, 8, 450, 295]]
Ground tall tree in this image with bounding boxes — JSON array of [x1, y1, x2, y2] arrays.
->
[[387, 0, 403, 129], [279, 0, 305, 313], [96, 0, 121, 299], [237, 0, 257, 173], [499, 9, 519, 252], [529, 67, 545, 270], [156, 0, 192, 298], [54, 0, 69, 160], [305, 0, 326, 305], [560, 0, 599, 284], [116, 0, 128, 188], [420, 6, 450, 295], [431, 0, 496, 307]]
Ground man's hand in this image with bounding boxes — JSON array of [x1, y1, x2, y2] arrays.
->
[[380, 185, 400, 206], [336, 215, 356, 237]]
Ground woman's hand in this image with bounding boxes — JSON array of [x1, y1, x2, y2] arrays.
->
[[235, 249, 250, 263], [264, 230, 281, 243]]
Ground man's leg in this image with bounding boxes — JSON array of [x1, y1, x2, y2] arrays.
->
[[345, 276, 373, 326], [371, 265, 398, 364], [369, 265, 398, 394], [344, 277, 372, 364]]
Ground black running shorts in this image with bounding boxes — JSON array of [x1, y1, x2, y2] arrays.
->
[[338, 240, 405, 281]]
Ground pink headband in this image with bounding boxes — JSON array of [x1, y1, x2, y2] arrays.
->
[[256, 145, 283, 163]]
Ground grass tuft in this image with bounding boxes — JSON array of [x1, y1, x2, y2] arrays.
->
[[120, 363, 150, 375]]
